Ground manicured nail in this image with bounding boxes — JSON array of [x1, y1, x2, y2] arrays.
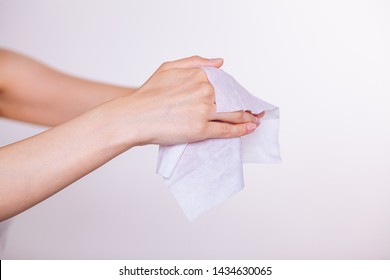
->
[[208, 58, 223, 63], [246, 123, 257, 131], [258, 111, 265, 118]]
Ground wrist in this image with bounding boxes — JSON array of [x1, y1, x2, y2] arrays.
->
[[89, 95, 143, 152]]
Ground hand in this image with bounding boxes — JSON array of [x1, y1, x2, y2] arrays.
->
[[107, 56, 262, 146]]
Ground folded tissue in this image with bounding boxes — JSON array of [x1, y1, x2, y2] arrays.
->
[[157, 67, 280, 221]]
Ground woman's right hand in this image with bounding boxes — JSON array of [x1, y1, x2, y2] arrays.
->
[[102, 56, 262, 147]]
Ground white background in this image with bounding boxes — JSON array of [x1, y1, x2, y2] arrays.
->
[[0, 0, 389, 259]]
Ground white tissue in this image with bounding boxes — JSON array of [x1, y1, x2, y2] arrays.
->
[[157, 67, 280, 221]]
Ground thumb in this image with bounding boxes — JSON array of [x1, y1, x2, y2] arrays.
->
[[159, 55, 223, 71]]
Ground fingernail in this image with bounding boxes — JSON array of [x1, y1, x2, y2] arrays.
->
[[208, 58, 223, 63], [246, 123, 257, 131]]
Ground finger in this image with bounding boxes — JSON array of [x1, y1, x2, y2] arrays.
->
[[159, 55, 223, 71], [254, 111, 265, 118], [245, 110, 265, 118], [205, 121, 259, 139], [212, 110, 259, 125]]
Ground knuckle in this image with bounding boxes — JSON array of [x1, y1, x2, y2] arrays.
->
[[190, 55, 201, 62], [205, 82, 214, 93], [159, 61, 171, 71], [221, 124, 231, 136], [192, 68, 207, 80], [237, 110, 246, 121], [198, 102, 212, 116], [199, 82, 214, 96], [193, 121, 207, 135]]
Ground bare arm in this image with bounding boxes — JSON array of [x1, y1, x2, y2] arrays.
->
[[0, 53, 261, 222], [0, 49, 135, 126]]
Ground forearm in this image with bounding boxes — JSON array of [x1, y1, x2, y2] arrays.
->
[[0, 55, 261, 222], [0, 49, 135, 126], [0, 102, 135, 222]]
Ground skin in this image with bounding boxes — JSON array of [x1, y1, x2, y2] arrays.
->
[[0, 49, 263, 222]]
